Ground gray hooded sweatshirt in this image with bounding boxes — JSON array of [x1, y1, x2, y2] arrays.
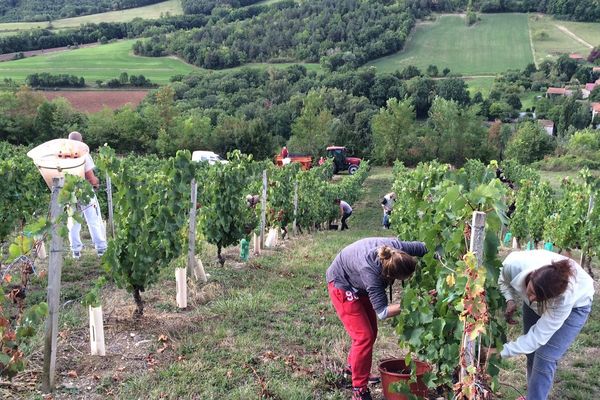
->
[[326, 237, 427, 319]]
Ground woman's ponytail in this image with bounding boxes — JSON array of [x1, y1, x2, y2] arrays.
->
[[379, 246, 416, 280]]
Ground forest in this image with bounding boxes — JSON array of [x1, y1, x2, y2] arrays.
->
[[135, 0, 415, 69]]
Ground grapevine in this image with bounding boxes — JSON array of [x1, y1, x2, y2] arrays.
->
[[97, 147, 196, 316], [391, 160, 506, 395]]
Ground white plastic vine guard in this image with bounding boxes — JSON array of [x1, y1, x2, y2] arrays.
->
[[89, 306, 106, 356], [35, 239, 47, 259], [253, 232, 261, 255], [265, 228, 278, 248], [27, 139, 89, 189], [175, 268, 187, 308]]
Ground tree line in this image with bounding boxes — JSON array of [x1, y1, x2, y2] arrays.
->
[[0, 0, 165, 22], [0, 15, 201, 54], [181, 0, 265, 15], [410, 0, 600, 22], [2, 62, 598, 170], [133, 0, 415, 70], [0, 2, 282, 55]]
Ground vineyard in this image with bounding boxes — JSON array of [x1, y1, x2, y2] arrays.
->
[[0, 142, 370, 393], [0, 143, 598, 398]]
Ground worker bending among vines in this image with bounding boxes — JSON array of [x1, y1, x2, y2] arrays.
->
[[326, 237, 427, 400], [498, 250, 594, 400]]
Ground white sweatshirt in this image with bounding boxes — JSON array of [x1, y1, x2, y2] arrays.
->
[[498, 250, 594, 358]]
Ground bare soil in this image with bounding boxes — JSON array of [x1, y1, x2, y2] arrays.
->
[[3, 270, 223, 399], [40, 90, 150, 113]]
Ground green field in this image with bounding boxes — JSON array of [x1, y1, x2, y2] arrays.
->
[[553, 19, 600, 49], [0, 40, 322, 84], [368, 13, 533, 75], [464, 76, 495, 96], [0, 40, 197, 84], [0, 0, 182, 34], [529, 14, 591, 65]]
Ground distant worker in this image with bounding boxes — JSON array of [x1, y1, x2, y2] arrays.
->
[[67, 131, 107, 259], [335, 199, 353, 231], [381, 192, 396, 229], [318, 156, 325, 166], [246, 194, 260, 209], [281, 146, 289, 159]]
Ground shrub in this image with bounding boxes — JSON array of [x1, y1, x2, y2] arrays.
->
[[505, 121, 556, 164]]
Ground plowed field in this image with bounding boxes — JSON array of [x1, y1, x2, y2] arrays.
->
[[41, 90, 149, 113]]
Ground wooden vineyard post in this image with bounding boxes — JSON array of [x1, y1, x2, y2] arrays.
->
[[188, 179, 207, 283], [42, 177, 64, 393], [292, 178, 298, 236], [460, 211, 486, 383], [260, 169, 267, 249], [106, 173, 115, 238], [89, 306, 106, 356], [581, 194, 595, 276]]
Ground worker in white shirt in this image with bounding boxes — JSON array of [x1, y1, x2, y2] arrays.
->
[[498, 250, 594, 400], [67, 131, 107, 259], [381, 192, 396, 229]]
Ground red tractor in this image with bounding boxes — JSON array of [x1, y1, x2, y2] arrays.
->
[[274, 146, 362, 175], [326, 146, 362, 175]]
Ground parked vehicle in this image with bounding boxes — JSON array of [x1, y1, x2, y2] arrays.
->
[[192, 151, 228, 165], [274, 153, 312, 170], [274, 146, 361, 174], [326, 146, 361, 174]]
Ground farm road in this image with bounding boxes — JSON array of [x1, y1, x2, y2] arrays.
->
[[555, 24, 594, 49]]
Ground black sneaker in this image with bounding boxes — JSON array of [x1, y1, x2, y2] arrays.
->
[[352, 386, 372, 400], [343, 366, 381, 385]]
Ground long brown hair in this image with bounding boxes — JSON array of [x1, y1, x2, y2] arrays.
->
[[525, 259, 575, 310], [378, 246, 417, 280]]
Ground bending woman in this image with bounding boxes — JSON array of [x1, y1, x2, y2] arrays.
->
[[498, 250, 594, 400], [326, 237, 427, 400]]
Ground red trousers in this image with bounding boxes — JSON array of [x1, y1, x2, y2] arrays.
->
[[328, 282, 378, 388]]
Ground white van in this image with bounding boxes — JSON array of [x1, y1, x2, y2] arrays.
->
[[191, 151, 228, 165]]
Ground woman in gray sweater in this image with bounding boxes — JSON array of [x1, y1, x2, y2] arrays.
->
[[326, 237, 427, 400]]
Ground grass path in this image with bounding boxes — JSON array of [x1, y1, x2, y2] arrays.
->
[[554, 24, 594, 49], [115, 167, 401, 399], [527, 17, 538, 68]]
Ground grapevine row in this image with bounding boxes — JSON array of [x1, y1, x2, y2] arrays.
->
[[389, 159, 600, 396]]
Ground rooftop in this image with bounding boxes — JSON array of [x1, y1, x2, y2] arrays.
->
[[546, 87, 569, 95]]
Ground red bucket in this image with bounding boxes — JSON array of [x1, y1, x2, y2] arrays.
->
[[378, 358, 432, 400]]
